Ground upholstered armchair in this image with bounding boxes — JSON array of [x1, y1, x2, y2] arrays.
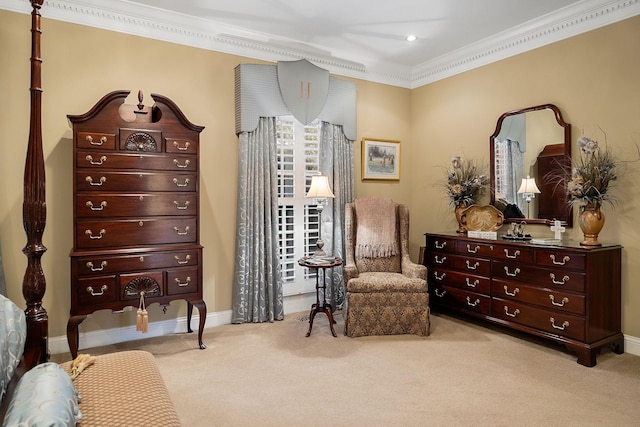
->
[[343, 198, 430, 337]]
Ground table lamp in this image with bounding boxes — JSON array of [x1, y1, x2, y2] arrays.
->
[[306, 174, 335, 257], [517, 175, 541, 218]]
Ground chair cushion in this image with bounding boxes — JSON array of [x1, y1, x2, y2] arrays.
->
[[347, 272, 427, 293]]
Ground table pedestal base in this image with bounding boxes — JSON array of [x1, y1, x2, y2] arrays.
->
[[306, 303, 337, 337]]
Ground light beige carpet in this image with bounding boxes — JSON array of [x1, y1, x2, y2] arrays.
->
[[55, 311, 640, 426]]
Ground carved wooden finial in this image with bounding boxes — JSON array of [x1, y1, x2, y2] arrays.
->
[[137, 90, 144, 110]]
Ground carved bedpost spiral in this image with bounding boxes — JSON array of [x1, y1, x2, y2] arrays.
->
[[22, 0, 48, 363]]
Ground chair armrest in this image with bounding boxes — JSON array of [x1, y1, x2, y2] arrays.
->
[[402, 256, 427, 280], [344, 263, 359, 285]]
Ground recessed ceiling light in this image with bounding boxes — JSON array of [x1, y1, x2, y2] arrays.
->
[[406, 35, 417, 42]]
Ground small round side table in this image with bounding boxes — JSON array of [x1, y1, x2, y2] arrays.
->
[[297, 256, 343, 337]]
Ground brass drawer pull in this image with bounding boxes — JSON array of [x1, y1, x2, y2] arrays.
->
[[466, 260, 479, 270], [86, 284, 107, 296], [173, 140, 190, 151], [86, 261, 107, 272], [175, 277, 192, 287], [504, 249, 520, 259], [86, 176, 106, 186], [434, 241, 447, 249], [174, 226, 190, 236], [550, 317, 569, 330], [503, 286, 519, 297], [86, 135, 107, 146], [434, 255, 446, 264], [466, 244, 479, 254], [504, 306, 520, 318], [504, 266, 520, 277], [433, 272, 446, 281], [173, 177, 190, 187], [550, 254, 570, 265], [86, 201, 107, 211], [549, 273, 570, 285], [549, 295, 569, 307], [173, 159, 191, 168], [434, 289, 446, 298], [175, 254, 191, 265], [466, 278, 479, 288], [466, 296, 480, 307], [85, 229, 106, 240], [174, 201, 190, 210], [86, 154, 107, 165]]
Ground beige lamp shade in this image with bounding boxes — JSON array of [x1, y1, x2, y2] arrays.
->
[[306, 175, 335, 199], [517, 176, 541, 195]]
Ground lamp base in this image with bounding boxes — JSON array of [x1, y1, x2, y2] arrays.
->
[[312, 239, 327, 258]]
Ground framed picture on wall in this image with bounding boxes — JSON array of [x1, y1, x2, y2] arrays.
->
[[361, 138, 400, 181]]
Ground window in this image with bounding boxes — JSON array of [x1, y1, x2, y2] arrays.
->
[[276, 116, 321, 296]]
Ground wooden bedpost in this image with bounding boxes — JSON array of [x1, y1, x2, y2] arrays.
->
[[22, 0, 48, 364]]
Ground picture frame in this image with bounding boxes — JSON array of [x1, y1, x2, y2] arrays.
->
[[361, 138, 400, 181]]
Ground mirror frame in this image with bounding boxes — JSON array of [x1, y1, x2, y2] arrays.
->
[[489, 103, 572, 227]]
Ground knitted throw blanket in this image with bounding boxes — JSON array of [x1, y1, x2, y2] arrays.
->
[[354, 197, 398, 258]]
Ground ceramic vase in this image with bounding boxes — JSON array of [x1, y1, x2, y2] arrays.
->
[[578, 202, 604, 246], [454, 203, 467, 233]]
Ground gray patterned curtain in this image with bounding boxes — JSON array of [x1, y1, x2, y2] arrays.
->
[[231, 117, 284, 323], [319, 122, 354, 310]]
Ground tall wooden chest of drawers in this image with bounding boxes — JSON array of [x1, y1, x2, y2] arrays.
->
[[425, 232, 623, 366], [66, 90, 207, 358]]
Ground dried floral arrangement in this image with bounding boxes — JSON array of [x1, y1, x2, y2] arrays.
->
[[444, 156, 489, 207]]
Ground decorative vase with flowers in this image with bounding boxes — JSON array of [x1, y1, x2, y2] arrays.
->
[[567, 134, 621, 246], [444, 156, 488, 233]]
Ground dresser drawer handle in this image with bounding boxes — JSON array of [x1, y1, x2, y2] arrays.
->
[[504, 267, 520, 277], [433, 272, 446, 281], [174, 201, 191, 210], [504, 306, 520, 318], [466, 296, 480, 307], [549, 273, 570, 285], [550, 317, 569, 330], [550, 254, 570, 265], [173, 226, 190, 236], [466, 244, 479, 254], [504, 249, 520, 259], [503, 286, 519, 297], [86, 285, 107, 296], [86, 261, 107, 272], [434, 255, 447, 264], [434, 241, 447, 249], [173, 177, 190, 187], [435, 289, 447, 298], [86, 176, 106, 186], [173, 140, 191, 151], [175, 254, 191, 265], [173, 159, 191, 169], [86, 135, 107, 146], [175, 277, 192, 287], [86, 201, 107, 211], [466, 260, 480, 270], [85, 154, 107, 165], [466, 278, 479, 288], [85, 229, 106, 240], [549, 295, 569, 307]]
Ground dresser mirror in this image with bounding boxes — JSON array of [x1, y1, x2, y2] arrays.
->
[[489, 104, 572, 227]]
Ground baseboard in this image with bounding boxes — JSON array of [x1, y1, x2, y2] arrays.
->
[[49, 293, 316, 355]]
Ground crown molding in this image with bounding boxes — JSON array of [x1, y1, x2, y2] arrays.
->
[[1, 0, 639, 88]]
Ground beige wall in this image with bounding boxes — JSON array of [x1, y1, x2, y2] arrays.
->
[[1, 9, 638, 339]]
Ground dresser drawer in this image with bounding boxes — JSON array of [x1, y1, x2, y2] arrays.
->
[[167, 268, 199, 295], [492, 244, 534, 263], [76, 193, 197, 218], [165, 137, 199, 155], [76, 217, 197, 249], [77, 275, 117, 305], [119, 271, 164, 301], [493, 260, 585, 293], [74, 249, 200, 276], [76, 171, 197, 192], [77, 132, 116, 150], [426, 236, 457, 254], [77, 151, 197, 171], [431, 285, 491, 316], [492, 279, 585, 315], [434, 254, 490, 276], [493, 297, 585, 341], [536, 249, 586, 270], [429, 269, 490, 294], [455, 240, 494, 257]]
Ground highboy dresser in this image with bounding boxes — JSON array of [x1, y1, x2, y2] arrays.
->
[[66, 90, 206, 358], [425, 232, 623, 366]]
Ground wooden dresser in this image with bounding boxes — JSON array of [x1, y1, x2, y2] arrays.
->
[[66, 90, 207, 358], [424, 232, 623, 366]]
